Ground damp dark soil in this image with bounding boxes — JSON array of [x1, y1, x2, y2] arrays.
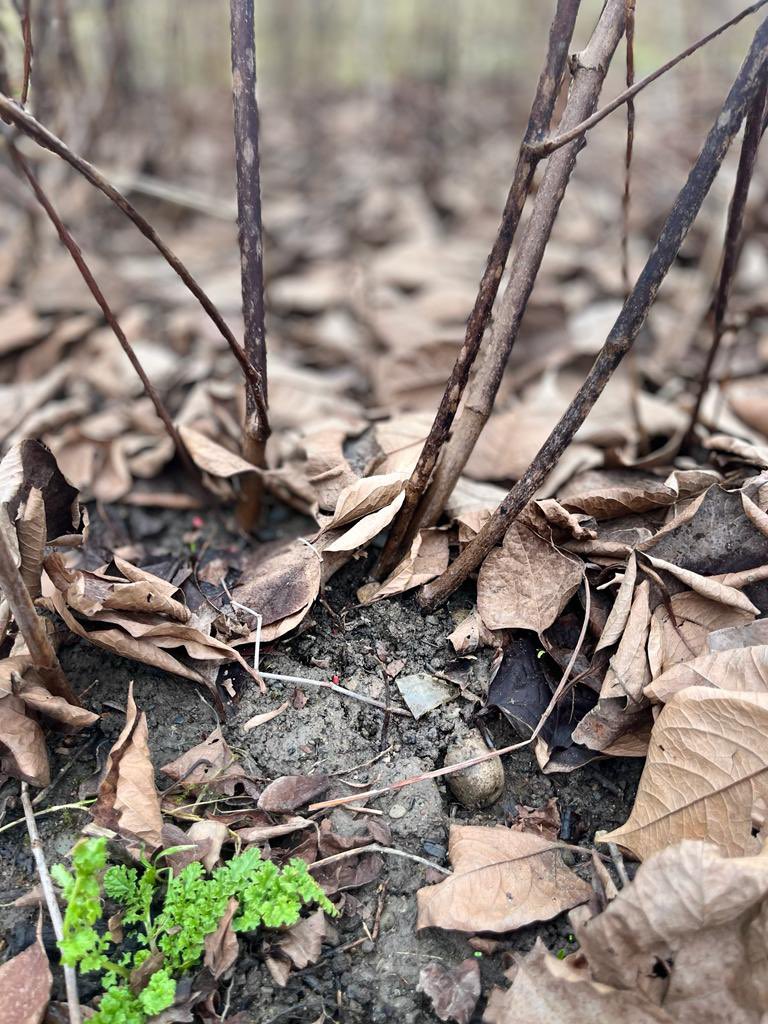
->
[[0, 501, 642, 1023]]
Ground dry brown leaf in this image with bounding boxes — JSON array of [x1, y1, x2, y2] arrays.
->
[[203, 898, 239, 980], [708, 618, 768, 651], [647, 592, 755, 679], [603, 687, 768, 859], [477, 522, 583, 634], [17, 487, 45, 599], [601, 580, 651, 703], [357, 528, 449, 603], [323, 489, 405, 553], [595, 553, 637, 652], [577, 840, 768, 1005], [242, 700, 290, 732], [447, 611, 497, 655], [572, 697, 652, 757], [160, 727, 257, 797], [178, 424, 256, 478], [186, 820, 230, 872], [416, 825, 591, 933], [418, 958, 481, 1024], [645, 646, 768, 704], [323, 472, 406, 530], [483, 939, 674, 1024], [704, 433, 768, 468], [561, 470, 714, 521], [0, 693, 50, 787], [643, 554, 758, 615], [276, 908, 326, 970], [228, 537, 322, 640], [0, 929, 52, 1024], [91, 682, 163, 850], [258, 775, 331, 814]]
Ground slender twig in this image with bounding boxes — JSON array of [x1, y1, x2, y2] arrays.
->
[[372, 0, 582, 578], [12, 0, 33, 106], [21, 783, 82, 1024], [6, 140, 195, 475], [0, 799, 94, 837], [229, 0, 269, 529], [621, 0, 636, 297], [308, 843, 451, 876], [411, 0, 627, 534], [529, 0, 768, 157], [310, 579, 590, 813], [0, 92, 261, 393], [260, 670, 410, 717], [419, 16, 768, 611], [0, 516, 78, 705], [685, 67, 768, 441]]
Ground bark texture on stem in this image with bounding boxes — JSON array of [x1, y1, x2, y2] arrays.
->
[[0, 518, 78, 705], [0, 92, 261, 394], [229, 0, 269, 529], [414, 0, 627, 533], [372, 0, 581, 579], [420, 13, 768, 611], [686, 64, 768, 440]]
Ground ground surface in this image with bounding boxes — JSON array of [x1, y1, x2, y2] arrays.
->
[[0, 504, 641, 1024]]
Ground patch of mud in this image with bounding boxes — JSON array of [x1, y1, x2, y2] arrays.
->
[[0, 519, 642, 1023]]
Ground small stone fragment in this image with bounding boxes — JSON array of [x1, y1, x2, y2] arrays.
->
[[388, 803, 408, 819], [443, 732, 504, 808]]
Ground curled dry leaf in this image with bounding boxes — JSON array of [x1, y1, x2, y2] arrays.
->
[[161, 726, 259, 798], [483, 938, 675, 1024], [642, 554, 758, 615], [647, 592, 755, 679], [91, 682, 164, 851], [275, 907, 326, 972], [178, 424, 256, 479], [595, 553, 637, 652], [416, 825, 591, 934], [203, 898, 239, 980], [602, 687, 768, 860], [477, 522, 583, 634], [417, 958, 481, 1024], [447, 610, 496, 655], [600, 580, 651, 703], [0, 929, 52, 1024], [645, 645, 768, 704], [357, 529, 449, 604], [561, 469, 714, 521]]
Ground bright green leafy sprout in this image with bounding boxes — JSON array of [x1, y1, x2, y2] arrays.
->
[[54, 838, 336, 1024]]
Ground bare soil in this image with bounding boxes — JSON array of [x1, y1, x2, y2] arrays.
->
[[0, 501, 641, 1023]]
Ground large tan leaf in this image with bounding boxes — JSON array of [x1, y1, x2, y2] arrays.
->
[[647, 592, 754, 679], [602, 687, 768, 859], [0, 929, 52, 1024], [178, 424, 256, 478], [577, 840, 768, 994], [91, 682, 163, 850], [322, 472, 406, 530], [477, 523, 583, 634], [229, 538, 322, 630], [645, 646, 768, 704], [416, 825, 591, 933], [0, 693, 50, 787], [483, 939, 674, 1024], [324, 488, 405, 552]]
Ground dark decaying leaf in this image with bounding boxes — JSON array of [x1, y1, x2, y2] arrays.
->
[[160, 727, 260, 798], [417, 958, 481, 1024], [265, 907, 327, 987], [0, 439, 81, 544]]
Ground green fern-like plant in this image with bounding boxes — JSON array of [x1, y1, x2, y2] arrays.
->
[[52, 837, 335, 1024]]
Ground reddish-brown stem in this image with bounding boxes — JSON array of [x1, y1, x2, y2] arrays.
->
[[0, 92, 261, 395], [8, 141, 195, 478], [372, 0, 581, 579], [229, 0, 270, 530], [529, 0, 768, 157], [0, 510, 78, 706], [413, 0, 627, 535], [685, 64, 768, 441], [420, 14, 768, 611], [13, 0, 33, 106]]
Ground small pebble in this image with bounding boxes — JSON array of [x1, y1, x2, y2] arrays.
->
[[443, 731, 505, 808], [388, 803, 407, 819], [422, 840, 446, 860]]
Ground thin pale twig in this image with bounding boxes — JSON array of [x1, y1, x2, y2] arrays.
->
[[260, 670, 410, 717], [7, 140, 194, 476], [529, 0, 768, 157], [0, 92, 261, 393], [21, 783, 82, 1024], [308, 843, 451, 877]]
